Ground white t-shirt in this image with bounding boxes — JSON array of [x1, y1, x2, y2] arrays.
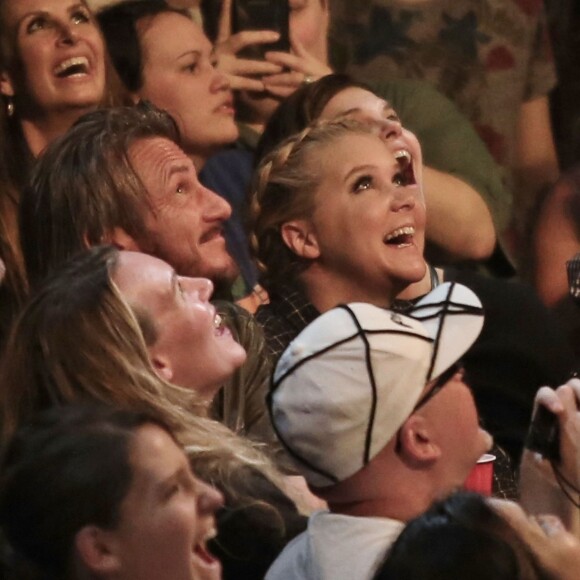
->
[[266, 510, 404, 580]]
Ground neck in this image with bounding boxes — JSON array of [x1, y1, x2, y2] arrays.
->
[[320, 442, 451, 522], [19, 106, 96, 157], [329, 493, 428, 522], [395, 264, 442, 301], [301, 266, 406, 313], [326, 470, 443, 522]]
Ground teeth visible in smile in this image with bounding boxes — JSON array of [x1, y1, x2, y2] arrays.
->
[[394, 149, 411, 163], [385, 226, 415, 241], [192, 527, 218, 564], [54, 56, 89, 76], [214, 314, 223, 330]]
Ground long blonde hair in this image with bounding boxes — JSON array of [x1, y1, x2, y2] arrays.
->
[[248, 119, 374, 292], [0, 246, 274, 480]]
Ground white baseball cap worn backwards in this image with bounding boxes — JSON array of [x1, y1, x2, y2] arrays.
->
[[269, 282, 484, 487]]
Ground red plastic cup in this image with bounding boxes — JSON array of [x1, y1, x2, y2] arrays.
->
[[463, 453, 496, 496]]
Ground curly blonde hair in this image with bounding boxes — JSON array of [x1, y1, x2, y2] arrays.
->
[[248, 119, 374, 291]]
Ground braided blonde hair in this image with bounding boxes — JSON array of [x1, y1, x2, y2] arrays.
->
[[249, 118, 375, 291]]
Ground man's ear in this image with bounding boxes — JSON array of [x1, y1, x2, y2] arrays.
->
[[101, 227, 142, 251], [150, 352, 173, 382], [398, 415, 441, 465], [280, 220, 320, 260], [0, 71, 15, 98], [74, 526, 122, 576]]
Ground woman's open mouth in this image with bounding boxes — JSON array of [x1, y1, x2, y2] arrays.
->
[[192, 527, 221, 572], [384, 226, 415, 248], [54, 56, 90, 78], [213, 313, 231, 338], [394, 150, 416, 185]]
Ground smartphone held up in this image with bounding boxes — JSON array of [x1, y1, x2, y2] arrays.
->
[[525, 404, 561, 462], [232, 0, 290, 58]]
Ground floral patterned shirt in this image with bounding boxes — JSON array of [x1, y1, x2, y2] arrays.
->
[[330, 0, 557, 190]]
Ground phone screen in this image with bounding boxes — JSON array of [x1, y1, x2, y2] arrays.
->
[[232, 0, 290, 59]]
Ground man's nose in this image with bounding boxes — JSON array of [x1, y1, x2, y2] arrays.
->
[[203, 187, 232, 222]]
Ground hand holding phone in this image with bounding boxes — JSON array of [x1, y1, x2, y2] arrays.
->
[[525, 404, 561, 462], [232, 0, 290, 59], [209, 0, 287, 92]]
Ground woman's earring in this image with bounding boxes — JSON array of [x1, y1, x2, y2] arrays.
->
[[6, 97, 14, 118]]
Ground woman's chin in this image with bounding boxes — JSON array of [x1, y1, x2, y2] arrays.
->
[[231, 344, 248, 369], [400, 261, 428, 285], [221, 342, 248, 376]]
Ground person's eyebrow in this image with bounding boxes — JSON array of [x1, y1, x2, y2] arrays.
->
[[68, 3, 88, 14], [16, 9, 49, 31], [344, 163, 377, 181], [344, 160, 398, 182], [164, 465, 188, 484], [17, 2, 89, 28], [160, 161, 192, 191], [155, 466, 188, 498], [338, 106, 362, 117], [165, 465, 197, 490], [176, 49, 203, 61], [338, 99, 392, 118], [166, 162, 190, 180]]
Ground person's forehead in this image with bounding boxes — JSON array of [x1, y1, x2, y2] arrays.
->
[[130, 424, 180, 468], [322, 87, 385, 117], [129, 136, 186, 170], [128, 136, 191, 188], [126, 424, 187, 495], [290, 0, 327, 13], [5, 0, 85, 21], [315, 132, 389, 176], [140, 10, 210, 52], [113, 251, 175, 307], [117, 250, 171, 277]]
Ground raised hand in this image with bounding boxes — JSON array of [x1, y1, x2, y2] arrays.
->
[[213, 0, 284, 92], [261, 34, 332, 98], [520, 379, 580, 535]]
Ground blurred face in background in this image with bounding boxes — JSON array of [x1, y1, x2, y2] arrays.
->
[[289, 0, 328, 62], [238, 0, 330, 124], [136, 12, 238, 168], [320, 86, 425, 202], [0, 0, 105, 117]]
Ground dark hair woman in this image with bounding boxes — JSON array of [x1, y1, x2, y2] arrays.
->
[[0, 403, 224, 580], [0, 0, 124, 348], [373, 492, 580, 580]]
